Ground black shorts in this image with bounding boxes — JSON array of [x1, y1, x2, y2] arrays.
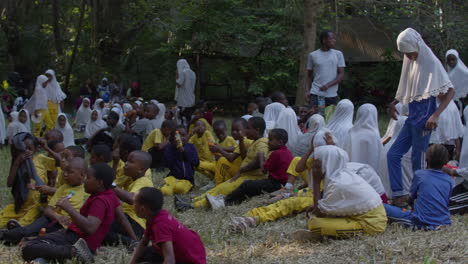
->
[[309, 94, 339, 107]]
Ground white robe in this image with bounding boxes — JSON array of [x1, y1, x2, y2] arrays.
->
[[24, 75, 49, 113], [45, 69, 67, 104], [292, 114, 325, 157], [154, 103, 166, 129], [275, 108, 302, 150], [55, 113, 75, 147], [19, 109, 31, 133], [85, 110, 107, 139], [264, 102, 286, 132], [175, 59, 196, 108], [325, 99, 354, 148], [74, 98, 92, 127], [430, 100, 463, 145], [446, 49, 468, 101]]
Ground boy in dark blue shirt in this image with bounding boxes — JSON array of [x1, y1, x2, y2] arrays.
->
[[384, 144, 454, 230]]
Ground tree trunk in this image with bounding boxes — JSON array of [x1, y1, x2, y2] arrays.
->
[[1, 0, 21, 71], [52, 0, 63, 56], [63, 0, 86, 93], [296, 0, 321, 105]]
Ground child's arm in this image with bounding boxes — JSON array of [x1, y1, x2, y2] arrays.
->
[[209, 144, 239, 162], [296, 146, 314, 173], [38, 138, 62, 164], [129, 233, 150, 264], [160, 241, 176, 264], [258, 152, 266, 173], [43, 206, 71, 227], [230, 153, 261, 183], [113, 188, 135, 205], [238, 137, 248, 159], [56, 197, 102, 235], [115, 206, 137, 240]]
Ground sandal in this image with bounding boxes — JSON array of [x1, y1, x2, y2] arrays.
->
[[6, 219, 21, 230]]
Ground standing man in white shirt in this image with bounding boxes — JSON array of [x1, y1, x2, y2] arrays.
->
[[305, 31, 346, 107]]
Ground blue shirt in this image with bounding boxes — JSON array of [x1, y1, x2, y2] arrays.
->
[[410, 169, 454, 226], [163, 143, 199, 184], [406, 97, 436, 130]]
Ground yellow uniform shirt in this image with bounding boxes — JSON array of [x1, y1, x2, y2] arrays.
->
[[218, 136, 236, 149], [48, 184, 87, 217], [54, 168, 64, 188], [142, 128, 166, 152], [189, 130, 216, 162], [233, 138, 254, 156], [240, 137, 269, 178], [122, 176, 154, 228], [33, 154, 57, 184], [115, 160, 153, 189], [188, 118, 213, 135]]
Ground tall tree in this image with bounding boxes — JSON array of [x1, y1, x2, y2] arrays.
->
[[51, 0, 63, 56]]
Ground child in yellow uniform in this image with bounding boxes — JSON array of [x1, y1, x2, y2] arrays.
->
[[0, 157, 87, 243], [105, 151, 154, 246], [160, 127, 199, 196], [188, 109, 213, 135], [209, 118, 253, 185], [142, 120, 176, 169], [212, 120, 236, 151], [175, 117, 269, 210], [188, 120, 216, 178]]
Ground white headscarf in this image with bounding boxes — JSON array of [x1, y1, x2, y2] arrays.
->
[[85, 110, 107, 139], [150, 99, 159, 105], [313, 128, 337, 149], [93, 98, 104, 117], [347, 162, 386, 196], [344, 104, 385, 177], [75, 98, 92, 127], [395, 28, 452, 104], [314, 145, 382, 216], [325, 99, 354, 148], [111, 104, 124, 123], [19, 109, 31, 133], [241, 114, 252, 121], [292, 114, 325, 157], [175, 59, 196, 108], [55, 113, 75, 147], [7, 112, 28, 144], [446, 49, 468, 101], [0, 102, 5, 144], [122, 103, 133, 114], [264, 102, 286, 131], [430, 100, 464, 144], [24, 75, 49, 113], [154, 103, 166, 129], [275, 108, 302, 150], [45, 69, 66, 104]]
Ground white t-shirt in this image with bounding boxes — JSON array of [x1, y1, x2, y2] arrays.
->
[[307, 49, 346, 97]]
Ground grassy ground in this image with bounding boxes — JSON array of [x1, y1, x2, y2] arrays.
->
[[0, 116, 467, 263]]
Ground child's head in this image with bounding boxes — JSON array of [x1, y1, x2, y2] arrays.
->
[[231, 118, 247, 140], [119, 134, 143, 162], [426, 144, 449, 170], [161, 120, 177, 138], [99, 100, 105, 109], [177, 126, 189, 143], [258, 101, 267, 114], [194, 120, 206, 136], [245, 117, 266, 140], [165, 109, 175, 120], [57, 114, 67, 128], [90, 144, 112, 164], [60, 145, 85, 169], [48, 140, 65, 154], [85, 163, 114, 194], [268, 128, 288, 151], [63, 157, 87, 187], [247, 102, 258, 115], [145, 103, 159, 120], [134, 187, 163, 218], [270, 91, 288, 107], [91, 110, 99, 121], [83, 98, 90, 108], [106, 111, 119, 127], [298, 105, 310, 120], [44, 129, 64, 143], [213, 120, 227, 141], [192, 108, 204, 120], [124, 151, 152, 179], [18, 110, 28, 124], [11, 133, 39, 159]]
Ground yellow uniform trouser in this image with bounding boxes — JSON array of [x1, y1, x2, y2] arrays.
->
[[33, 109, 50, 137], [197, 161, 216, 179], [307, 204, 387, 237], [324, 105, 336, 123], [247, 195, 313, 223], [160, 176, 193, 196], [193, 175, 264, 208], [0, 203, 41, 228], [44, 100, 58, 131], [287, 157, 308, 183], [214, 157, 242, 185]]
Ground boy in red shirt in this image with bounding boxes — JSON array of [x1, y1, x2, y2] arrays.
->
[[21, 162, 134, 263], [130, 187, 206, 264]]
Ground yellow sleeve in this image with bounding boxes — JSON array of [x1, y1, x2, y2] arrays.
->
[[142, 129, 164, 152], [219, 136, 236, 148], [54, 169, 64, 188], [127, 177, 154, 193], [114, 160, 132, 189], [48, 185, 66, 208], [50, 185, 86, 217], [255, 138, 269, 156]]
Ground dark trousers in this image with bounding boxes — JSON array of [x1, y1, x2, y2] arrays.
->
[[21, 229, 80, 261], [2, 216, 62, 244], [137, 246, 188, 264], [309, 94, 339, 107], [148, 147, 165, 169], [103, 213, 144, 246], [225, 178, 283, 205]]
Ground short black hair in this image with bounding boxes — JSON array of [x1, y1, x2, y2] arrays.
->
[[108, 111, 119, 121], [319, 31, 333, 44], [130, 150, 152, 170], [213, 120, 226, 129], [91, 163, 114, 189], [47, 140, 63, 151], [119, 133, 142, 153], [69, 157, 87, 171], [270, 91, 285, 103], [91, 144, 112, 162], [146, 103, 159, 113], [135, 187, 163, 213], [46, 129, 64, 142], [269, 128, 288, 144], [162, 120, 177, 130], [427, 144, 449, 169], [232, 118, 248, 128], [248, 116, 266, 134], [66, 146, 85, 159]]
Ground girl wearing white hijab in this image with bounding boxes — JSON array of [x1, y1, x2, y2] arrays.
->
[[429, 100, 463, 158], [292, 114, 325, 157], [55, 113, 75, 147], [74, 98, 92, 130], [93, 98, 105, 117], [0, 102, 5, 144], [19, 109, 31, 133], [446, 49, 468, 103], [387, 28, 454, 205], [264, 102, 286, 132], [153, 103, 166, 129], [275, 108, 302, 150], [111, 104, 124, 124], [6, 112, 28, 144], [325, 99, 354, 148], [85, 110, 107, 139], [175, 59, 196, 108], [23, 75, 50, 137], [45, 69, 66, 129], [294, 145, 386, 240], [344, 104, 386, 177]]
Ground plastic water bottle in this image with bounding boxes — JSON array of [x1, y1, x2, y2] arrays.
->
[[66, 191, 75, 199], [174, 131, 183, 149], [317, 96, 325, 116]]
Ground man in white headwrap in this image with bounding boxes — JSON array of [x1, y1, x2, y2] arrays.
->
[[387, 28, 454, 206], [175, 59, 196, 125], [446, 49, 468, 107], [44, 69, 66, 132]]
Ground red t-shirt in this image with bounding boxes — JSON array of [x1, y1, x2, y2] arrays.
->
[[69, 189, 120, 251], [145, 210, 206, 264], [263, 145, 293, 184]]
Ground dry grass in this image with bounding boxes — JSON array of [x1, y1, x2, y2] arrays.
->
[[0, 116, 467, 263]]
